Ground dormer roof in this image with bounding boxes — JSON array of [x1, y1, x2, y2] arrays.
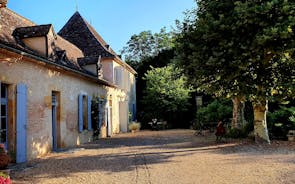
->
[[13, 24, 54, 39], [0, 8, 84, 69]]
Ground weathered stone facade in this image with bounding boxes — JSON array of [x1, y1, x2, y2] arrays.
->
[[0, 6, 136, 162]]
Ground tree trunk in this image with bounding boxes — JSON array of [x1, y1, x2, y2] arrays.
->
[[252, 99, 270, 144], [231, 96, 246, 129]]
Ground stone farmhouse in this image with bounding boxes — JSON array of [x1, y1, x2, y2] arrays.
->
[[0, 1, 136, 162]]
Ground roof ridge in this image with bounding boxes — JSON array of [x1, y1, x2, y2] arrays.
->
[[14, 24, 52, 30]]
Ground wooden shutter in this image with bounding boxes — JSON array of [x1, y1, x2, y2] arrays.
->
[[16, 83, 27, 163], [78, 94, 83, 133], [87, 95, 92, 131]]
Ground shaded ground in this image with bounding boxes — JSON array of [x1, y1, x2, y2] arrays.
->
[[10, 129, 295, 184]]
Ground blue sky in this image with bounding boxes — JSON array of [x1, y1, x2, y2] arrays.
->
[[8, 0, 196, 54]]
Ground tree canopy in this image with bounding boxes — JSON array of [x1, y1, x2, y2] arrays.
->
[[176, 0, 295, 99], [175, 0, 295, 142], [142, 65, 193, 123], [121, 28, 174, 63]]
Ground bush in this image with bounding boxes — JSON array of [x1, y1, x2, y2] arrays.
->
[[0, 172, 11, 184], [196, 99, 232, 124], [267, 106, 295, 140], [226, 128, 248, 138]]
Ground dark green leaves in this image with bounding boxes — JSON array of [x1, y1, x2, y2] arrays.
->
[[175, 0, 295, 101]]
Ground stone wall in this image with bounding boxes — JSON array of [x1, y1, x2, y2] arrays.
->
[[0, 50, 128, 160]]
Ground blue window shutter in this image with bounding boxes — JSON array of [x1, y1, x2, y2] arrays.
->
[[87, 95, 92, 131], [16, 83, 27, 163], [78, 94, 83, 133]]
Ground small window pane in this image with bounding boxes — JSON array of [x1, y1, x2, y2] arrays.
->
[[1, 118, 6, 129], [0, 130, 6, 142], [83, 96, 87, 130], [1, 105, 6, 116], [1, 84, 6, 98]]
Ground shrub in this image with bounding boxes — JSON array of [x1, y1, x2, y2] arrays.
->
[[129, 122, 141, 131], [0, 172, 11, 184], [226, 127, 248, 138], [196, 99, 232, 124], [267, 106, 295, 140]]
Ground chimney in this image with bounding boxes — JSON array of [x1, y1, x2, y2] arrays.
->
[[105, 44, 110, 50], [0, 0, 7, 8]]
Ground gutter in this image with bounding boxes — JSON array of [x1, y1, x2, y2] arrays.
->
[[0, 43, 116, 88]]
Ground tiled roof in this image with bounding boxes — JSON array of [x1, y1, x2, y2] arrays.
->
[[0, 8, 84, 71], [53, 35, 84, 68], [58, 12, 115, 58], [58, 11, 137, 74], [78, 56, 100, 66], [0, 8, 34, 45], [0, 0, 7, 8]]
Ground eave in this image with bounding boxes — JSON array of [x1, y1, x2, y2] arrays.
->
[[0, 42, 116, 88]]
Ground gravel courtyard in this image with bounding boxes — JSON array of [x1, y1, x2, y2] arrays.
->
[[10, 129, 295, 184]]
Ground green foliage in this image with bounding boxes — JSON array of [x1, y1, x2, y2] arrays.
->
[[174, 0, 295, 101], [226, 121, 254, 139], [267, 106, 295, 139], [91, 97, 103, 139], [196, 99, 232, 123], [121, 28, 177, 127], [289, 107, 295, 123], [142, 65, 193, 121], [0, 172, 9, 179], [121, 28, 174, 63], [226, 128, 246, 139]]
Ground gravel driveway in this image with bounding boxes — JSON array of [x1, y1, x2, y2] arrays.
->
[[10, 129, 295, 184]]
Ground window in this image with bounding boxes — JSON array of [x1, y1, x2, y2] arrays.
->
[[82, 95, 87, 129], [114, 67, 123, 87], [0, 83, 8, 145], [126, 72, 130, 91]]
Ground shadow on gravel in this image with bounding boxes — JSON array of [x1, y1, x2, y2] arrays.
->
[[10, 129, 295, 183]]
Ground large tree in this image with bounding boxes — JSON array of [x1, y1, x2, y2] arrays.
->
[[142, 65, 193, 126], [175, 0, 295, 143], [121, 28, 174, 64], [121, 28, 177, 125]]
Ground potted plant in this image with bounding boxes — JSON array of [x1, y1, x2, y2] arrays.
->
[[0, 172, 11, 184], [129, 121, 141, 133]]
